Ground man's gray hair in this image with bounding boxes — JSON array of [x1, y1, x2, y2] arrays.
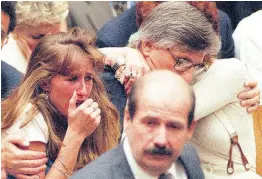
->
[[129, 1, 221, 57]]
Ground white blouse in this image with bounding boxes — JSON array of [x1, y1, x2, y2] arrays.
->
[[2, 103, 49, 144]]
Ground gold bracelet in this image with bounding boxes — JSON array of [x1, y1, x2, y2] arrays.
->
[[53, 163, 70, 178], [57, 156, 73, 175]]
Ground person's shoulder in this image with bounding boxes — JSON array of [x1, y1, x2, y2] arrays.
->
[[181, 143, 199, 160], [100, 5, 136, 30], [234, 10, 262, 36], [218, 9, 231, 24], [1, 60, 23, 78], [180, 143, 204, 179], [211, 58, 247, 74], [97, 6, 138, 47], [71, 145, 121, 179], [1, 61, 23, 99]]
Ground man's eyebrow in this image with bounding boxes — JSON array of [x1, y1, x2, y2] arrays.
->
[[167, 121, 185, 128]]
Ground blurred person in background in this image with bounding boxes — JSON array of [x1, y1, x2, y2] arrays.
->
[[1, 1, 23, 99], [1, 1, 69, 74]]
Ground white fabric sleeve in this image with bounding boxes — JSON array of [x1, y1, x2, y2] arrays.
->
[[19, 112, 49, 144], [193, 59, 250, 120], [234, 34, 262, 101]]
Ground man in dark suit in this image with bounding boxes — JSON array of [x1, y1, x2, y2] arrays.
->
[[72, 70, 204, 179]]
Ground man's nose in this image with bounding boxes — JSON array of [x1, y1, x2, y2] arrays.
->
[[154, 126, 168, 148]]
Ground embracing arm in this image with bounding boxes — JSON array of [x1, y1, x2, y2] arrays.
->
[[233, 27, 261, 112], [193, 59, 250, 120], [1, 134, 48, 179], [99, 47, 150, 94], [100, 47, 150, 76], [238, 80, 260, 112]]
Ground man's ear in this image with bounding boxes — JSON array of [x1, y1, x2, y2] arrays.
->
[[140, 41, 154, 57], [187, 119, 197, 140], [123, 102, 131, 132]]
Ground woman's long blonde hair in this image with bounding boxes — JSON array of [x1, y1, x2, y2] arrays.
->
[[2, 27, 120, 170]]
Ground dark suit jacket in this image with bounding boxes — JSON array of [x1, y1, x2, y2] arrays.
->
[[1, 61, 23, 99], [217, 1, 262, 30], [71, 143, 204, 179], [96, 5, 137, 48], [97, 5, 234, 59]]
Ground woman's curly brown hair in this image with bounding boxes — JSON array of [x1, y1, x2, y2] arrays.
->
[[136, 1, 219, 34]]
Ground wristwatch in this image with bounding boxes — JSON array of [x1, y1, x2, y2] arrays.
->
[[112, 56, 126, 72]]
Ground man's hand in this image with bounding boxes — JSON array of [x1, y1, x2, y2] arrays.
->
[[238, 80, 261, 113], [2, 135, 48, 178]]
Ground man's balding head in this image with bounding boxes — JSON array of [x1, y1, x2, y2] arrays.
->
[[128, 70, 195, 127]]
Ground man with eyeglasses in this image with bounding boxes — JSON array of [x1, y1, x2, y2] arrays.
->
[[73, 2, 260, 178], [120, 2, 259, 177]]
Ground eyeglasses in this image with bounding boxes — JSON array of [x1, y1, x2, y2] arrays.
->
[[168, 49, 208, 72]]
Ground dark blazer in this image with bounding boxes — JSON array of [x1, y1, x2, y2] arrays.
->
[[71, 143, 204, 179], [97, 5, 234, 59], [1, 61, 23, 99], [217, 1, 262, 30], [96, 5, 137, 48]]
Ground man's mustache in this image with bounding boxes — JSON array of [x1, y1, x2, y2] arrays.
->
[[145, 146, 173, 156]]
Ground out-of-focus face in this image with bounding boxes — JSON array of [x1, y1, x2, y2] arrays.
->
[[125, 88, 196, 176], [1, 11, 10, 47], [15, 23, 61, 51], [48, 54, 94, 116], [141, 43, 206, 83]]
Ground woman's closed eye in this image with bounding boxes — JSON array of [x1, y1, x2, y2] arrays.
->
[[67, 76, 78, 82], [85, 75, 93, 81], [67, 75, 93, 82]]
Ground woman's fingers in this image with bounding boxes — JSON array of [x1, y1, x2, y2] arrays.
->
[[8, 158, 48, 169], [91, 108, 101, 119], [68, 91, 77, 114], [8, 164, 46, 176]]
